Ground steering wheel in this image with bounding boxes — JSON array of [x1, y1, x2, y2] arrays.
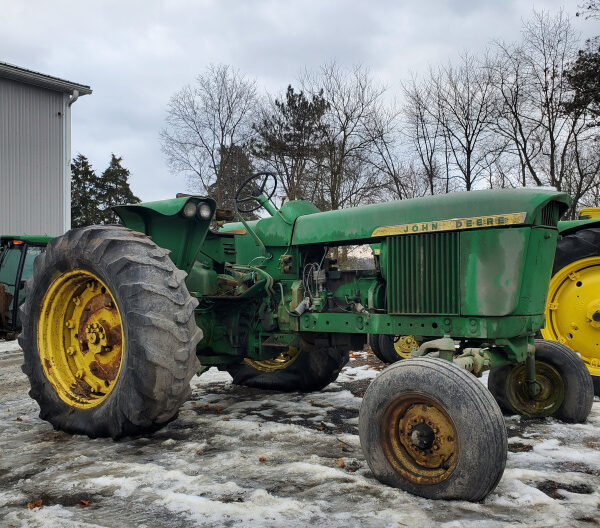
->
[[234, 172, 278, 213]]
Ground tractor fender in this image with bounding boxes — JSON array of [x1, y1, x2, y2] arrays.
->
[[557, 218, 600, 236], [113, 196, 216, 272]]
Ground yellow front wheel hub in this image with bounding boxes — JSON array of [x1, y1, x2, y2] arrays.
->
[[382, 394, 458, 485], [542, 257, 600, 378], [38, 269, 125, 408]]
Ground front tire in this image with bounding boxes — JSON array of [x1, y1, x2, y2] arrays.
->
[[359, 357, 507, 501], [19, 226, 202, 439], [488, 339, 593, 423]]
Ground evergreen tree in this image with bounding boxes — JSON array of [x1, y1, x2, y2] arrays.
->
[[565, 38, 600, 128], [71, 154, 101, 227], [97, 154, 141, 224], [252, 86, 329, 201], [71, 154, 140, 227]]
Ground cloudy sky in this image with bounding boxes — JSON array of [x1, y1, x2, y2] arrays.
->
[[1, 0, 594, 201]]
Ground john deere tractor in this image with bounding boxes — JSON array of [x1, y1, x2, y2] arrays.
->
[[20, 173, 593, 501], [371, 208, 600, 397]]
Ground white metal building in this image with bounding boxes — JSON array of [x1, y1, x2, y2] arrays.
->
[[0, 62, 91, 236]]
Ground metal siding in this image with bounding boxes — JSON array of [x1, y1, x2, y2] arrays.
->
[[0, 77, 67, 236]]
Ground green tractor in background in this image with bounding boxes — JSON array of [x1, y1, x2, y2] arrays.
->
[[19, 173, 593, 501], [0, 236, 50, 339], [371, 208, 600, 396]]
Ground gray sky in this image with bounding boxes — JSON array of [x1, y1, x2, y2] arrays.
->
[[1, 0, 594, 201]]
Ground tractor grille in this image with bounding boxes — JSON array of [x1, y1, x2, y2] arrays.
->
[[539, 202, 561, 227], [386, 232, 460, 315]]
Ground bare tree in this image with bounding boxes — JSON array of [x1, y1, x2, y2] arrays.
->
[[487, 43, 546, 187], [160, 64, 258, 205], [577, 0, 600, 19], [357, 99, 423, 201], [430, 54, 496, 191], [401, 77, 443, 195], [521, 10, 580, 191], [487, 10, 599, 215], [300, 63, 389, 210]]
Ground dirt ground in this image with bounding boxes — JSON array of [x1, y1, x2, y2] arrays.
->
[[1, 341, 599, 528]]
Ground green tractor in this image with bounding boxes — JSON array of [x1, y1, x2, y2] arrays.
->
[[371, 208, 600, 396], [0, 236, 50, 339], [20, 173, 593, 501]]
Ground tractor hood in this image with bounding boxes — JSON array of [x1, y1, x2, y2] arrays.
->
[[291, 188, 571, 245]]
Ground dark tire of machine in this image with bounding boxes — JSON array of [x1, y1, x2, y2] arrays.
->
[[552, 227, 600, 396], [227, 346, 349, 392], [359, 357, 507, 501], [594, 376, 600, 396], [368, 334, 390, 363], [19, 225, 202, 439], [488, 339, 594, 423], [376, 334, 406, 363]]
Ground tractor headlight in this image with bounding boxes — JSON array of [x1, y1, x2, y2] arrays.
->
[[182, 201, 197, 218], [197, 203, 212, 220]]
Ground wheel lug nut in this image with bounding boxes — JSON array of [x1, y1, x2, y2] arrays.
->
[[75, 370, 85, 379]]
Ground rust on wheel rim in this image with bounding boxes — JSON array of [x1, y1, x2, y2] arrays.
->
[[381, 393, 458, 485], [37, 269, 125, 408]]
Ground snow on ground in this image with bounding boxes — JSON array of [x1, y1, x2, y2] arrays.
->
[[1, 342, 599, 527]]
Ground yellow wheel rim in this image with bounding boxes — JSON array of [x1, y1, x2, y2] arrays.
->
[[542, 257, 600, 377], [244, 346, 301, 373], [381, 394, 458, 485], [393, 336, 418, 359], [38, 269, 125, 408]]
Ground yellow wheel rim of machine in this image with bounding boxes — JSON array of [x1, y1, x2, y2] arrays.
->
[[393, 336, 418, 359], [381, 393, 458, 485], [542, 256, 600, 378], [244, 346, 301, 372], [38, 269, 125, 408]]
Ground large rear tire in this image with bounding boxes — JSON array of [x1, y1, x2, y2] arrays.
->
[[541, 227, 600, 395], [19, 226, 202, 439], [359, 357, 507, 501], [488, 339, 593, 423], [227, 335, 348, 392]]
